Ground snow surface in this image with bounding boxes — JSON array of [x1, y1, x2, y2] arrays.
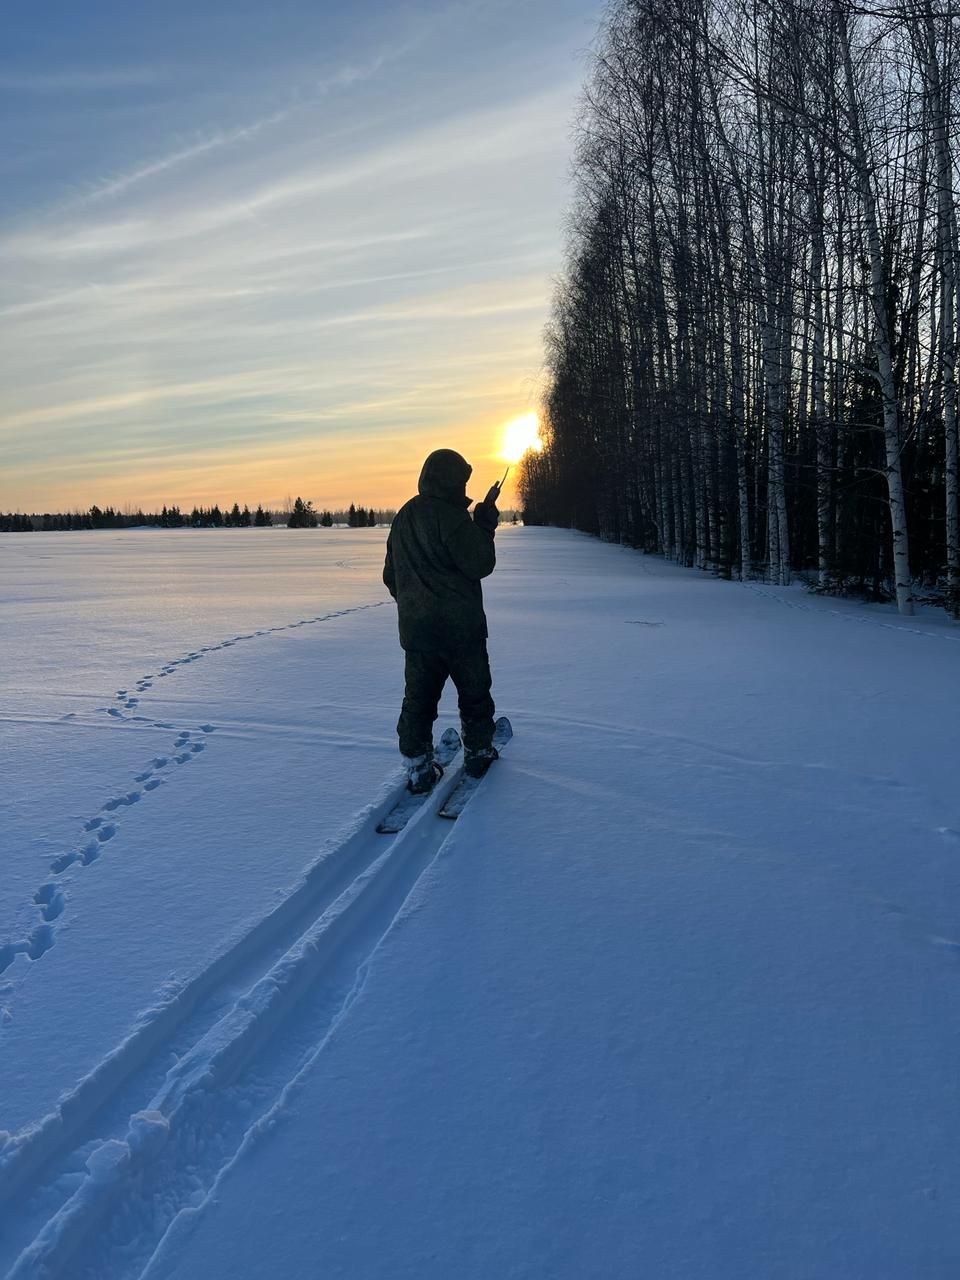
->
[[3, 526, 960, 1278]]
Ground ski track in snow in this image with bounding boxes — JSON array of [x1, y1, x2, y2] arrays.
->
[[5, 558, 956, 1276], [0, 603, 386, 990], [0, 742, 471, 1280]]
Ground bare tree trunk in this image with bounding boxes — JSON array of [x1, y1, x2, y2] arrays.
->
[[836, 4, 913, 615], [917, 1, 960, 614]]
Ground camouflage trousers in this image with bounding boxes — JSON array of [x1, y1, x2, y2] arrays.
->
[[397, 645, 495, 759]]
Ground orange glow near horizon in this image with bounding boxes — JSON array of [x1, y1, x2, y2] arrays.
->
[[2, 409, 532, 514]]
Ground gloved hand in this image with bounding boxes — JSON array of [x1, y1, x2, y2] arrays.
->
[[473, 484, 500, 533]]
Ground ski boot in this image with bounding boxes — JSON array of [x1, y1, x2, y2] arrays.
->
[[403, 751, 444, 794], [463, 744, 499, 780]]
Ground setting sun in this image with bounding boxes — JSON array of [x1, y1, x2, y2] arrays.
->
[[499, 412, 543, 465]]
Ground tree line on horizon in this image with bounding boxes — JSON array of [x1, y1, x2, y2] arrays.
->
[[519, 0, 960, 616], [1, 500, 396, 533], [286, 498, 385, 528]]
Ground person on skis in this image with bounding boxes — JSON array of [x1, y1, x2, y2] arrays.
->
[[383, 448, 501, 793]]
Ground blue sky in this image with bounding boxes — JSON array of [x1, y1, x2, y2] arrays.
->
[[0, 0, 602, 511]]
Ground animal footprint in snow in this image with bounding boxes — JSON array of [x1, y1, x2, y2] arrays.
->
[[2, 926, 55, 968], [26, 925, 54, 960], [144, 778, 163, 791], [34, 884, 65, 922], [80, 841, 101, 866], [190, 742, 205, 754], [102, 795, 129, 811]]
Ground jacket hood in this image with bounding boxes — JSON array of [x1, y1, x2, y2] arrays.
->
[[418, 449, 472, 507]]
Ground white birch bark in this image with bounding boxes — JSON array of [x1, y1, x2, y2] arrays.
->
[[836, 4, 914, 615]]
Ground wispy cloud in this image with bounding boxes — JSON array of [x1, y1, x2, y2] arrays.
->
[[1, 83, 576, 263], [69, 46, 414, 209], [77, 113, 293, 205], [0, 0, 595, 510]]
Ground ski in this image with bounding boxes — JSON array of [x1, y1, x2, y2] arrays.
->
[[438, 716, 513, 820], [376, 727, 462, 834]]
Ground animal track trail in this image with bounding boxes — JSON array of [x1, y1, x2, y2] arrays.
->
[[3, 722, 215, 1006], [8, 604, 384, 1011], [120, 600, 385, 706], [744, 580, 960, 643]]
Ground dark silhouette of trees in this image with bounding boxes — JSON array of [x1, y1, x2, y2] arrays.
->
[[2, 499, 393, 533], [287, 496, 318, 528], [522, 0, 960, 616]]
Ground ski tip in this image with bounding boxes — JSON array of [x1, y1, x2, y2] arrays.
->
[[493, 716, 513, 745], [439, 726, 462, 749]]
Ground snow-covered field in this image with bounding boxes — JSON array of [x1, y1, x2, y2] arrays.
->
[[3, 526, 960, 1278]]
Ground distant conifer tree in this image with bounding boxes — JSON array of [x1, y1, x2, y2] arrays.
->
[[288, 497, 318, 528]]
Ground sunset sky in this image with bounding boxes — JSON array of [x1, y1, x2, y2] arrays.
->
[[0, 0, 603, 513]]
